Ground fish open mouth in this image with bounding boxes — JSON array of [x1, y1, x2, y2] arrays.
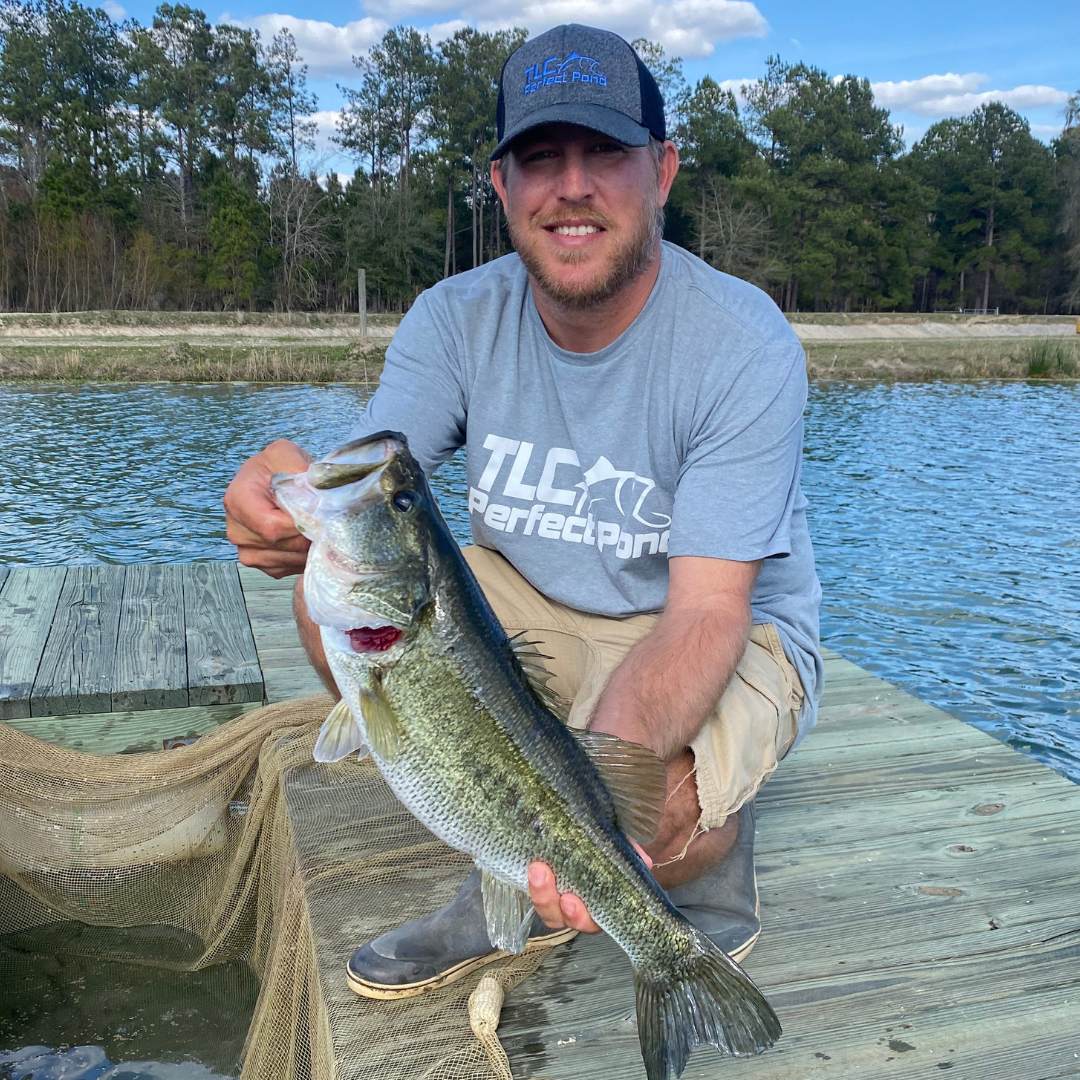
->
[[274, 431, 421, 654], [347, 626, 403, 652]]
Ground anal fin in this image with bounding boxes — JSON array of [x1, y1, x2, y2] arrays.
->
[[480, 869, 534, 954], [572, 730, 668, 845], [313, 699, 368, 763]]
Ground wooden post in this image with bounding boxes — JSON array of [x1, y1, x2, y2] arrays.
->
[[358, 269, 368, 339]]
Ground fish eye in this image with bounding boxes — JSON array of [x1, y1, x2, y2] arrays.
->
[[392, 490, 417, 512]]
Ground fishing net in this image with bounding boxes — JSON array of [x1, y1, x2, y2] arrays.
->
[[0, 695, 548, 1080]]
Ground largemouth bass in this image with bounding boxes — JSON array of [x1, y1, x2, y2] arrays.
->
[[273, 431, 781, 1080]]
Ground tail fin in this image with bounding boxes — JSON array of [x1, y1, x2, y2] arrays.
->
[[633, 931, 781, 1080]]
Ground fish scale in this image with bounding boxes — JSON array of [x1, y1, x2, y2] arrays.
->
[[273, 430, 782, 1080]]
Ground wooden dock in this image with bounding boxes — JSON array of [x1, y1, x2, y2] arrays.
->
[[3, 563, 1078, 1078], [0, 563, 262, 720]]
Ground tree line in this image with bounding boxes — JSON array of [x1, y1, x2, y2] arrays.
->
[[0, 0, 1077, 314]]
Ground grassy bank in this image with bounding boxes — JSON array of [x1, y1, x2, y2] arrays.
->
[[3, 338, 1075, 384], [0, 310, 400, 331], [0, 309, 1076, 383], [0, 343, 387, 383], [789, 312, 1077, 327], [805, 337, 1080, 381]]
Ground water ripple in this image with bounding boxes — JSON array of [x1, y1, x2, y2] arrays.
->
[[803, 381, 1080, 782], [0, 379, 1076, 782]]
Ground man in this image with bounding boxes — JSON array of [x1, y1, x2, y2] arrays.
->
[[225, 24, 821, 999]]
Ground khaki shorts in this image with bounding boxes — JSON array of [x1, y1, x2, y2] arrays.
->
[[463, 546, 804, 832]]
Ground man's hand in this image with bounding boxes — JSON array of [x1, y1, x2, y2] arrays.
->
[[224, 439, 313, 577], [528, 844, 653, 935]]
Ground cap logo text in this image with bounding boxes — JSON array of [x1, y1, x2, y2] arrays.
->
[[523, 52, 607, 96]]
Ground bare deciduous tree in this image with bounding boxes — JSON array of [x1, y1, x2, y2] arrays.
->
[[268, 165, 331, 310], [697, 176, 784, 288]]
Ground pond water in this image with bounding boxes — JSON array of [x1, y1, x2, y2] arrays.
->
[[804, 382, 1079, 782], [0, 923, 257, 1079]]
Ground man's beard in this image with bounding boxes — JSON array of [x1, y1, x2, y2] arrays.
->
[[508, 199, 662, 311]]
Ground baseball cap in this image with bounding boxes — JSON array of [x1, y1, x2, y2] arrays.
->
[[491, 25, 666, 161]]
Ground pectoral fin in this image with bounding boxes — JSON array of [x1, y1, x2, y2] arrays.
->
[[313, 699, 368, 763], [359, 674, 403, 761], [480, 869, 534, 954], [571, 730, 668, 845]]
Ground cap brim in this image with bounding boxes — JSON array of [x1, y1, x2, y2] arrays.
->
[[491, 102, 651, 161]]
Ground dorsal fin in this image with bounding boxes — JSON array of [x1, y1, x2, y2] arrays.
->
[[508, 633, 570, 722], [571, 730, 667, 845]]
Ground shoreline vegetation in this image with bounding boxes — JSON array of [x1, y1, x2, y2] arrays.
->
[[803, 339, 1078, 381], [0, 343, 389, 383], [0, 312, 1076, 384]]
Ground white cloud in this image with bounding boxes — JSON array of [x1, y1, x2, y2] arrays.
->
[[715, 76, 752, 103], [355, 0, 766, 59], [317, 172, 357, 189], [222, 13, 389, 80], [429, 18, 470, 39], [518, 0, 766, 58], [871, 72, 1070, 117], [1029, 122, 1065, 140], [310, 110, 341, 151], [103, 0, 125, 18], [225, 2, 767, 74]]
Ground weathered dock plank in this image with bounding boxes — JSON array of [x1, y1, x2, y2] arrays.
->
[[494, 648, 1080, 1079], [184, 562, 263, 706], [6, 567, 1077, 1079], [500, 927, 1080, 1080], [238, 565, 323, 702], [2, 561, 269, 720], [112, 563, 188, 711], [30, 565, 125, 716], [0, 565, 66, 720], [4, 700, 261, 754]]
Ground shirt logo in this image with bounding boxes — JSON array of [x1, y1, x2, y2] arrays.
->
[[469, 435, 671, 561], [523, 52, 608, 97]]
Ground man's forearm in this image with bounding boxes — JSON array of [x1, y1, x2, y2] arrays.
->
[[588, 598, 752, 761]]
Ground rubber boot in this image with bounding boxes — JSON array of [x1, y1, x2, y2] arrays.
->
[[347, 870, 576, 999], [349, 802, 760, 998], [668, 800, 760, 961]]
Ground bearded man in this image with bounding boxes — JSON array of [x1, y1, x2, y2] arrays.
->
[[224, 24, 822, 998]]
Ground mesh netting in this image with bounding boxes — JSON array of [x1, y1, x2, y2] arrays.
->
[[0, 696, 547, 1080]]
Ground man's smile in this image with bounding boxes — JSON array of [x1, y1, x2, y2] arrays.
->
[[541, 217, 609, 252], [549, 223, 603, 236]]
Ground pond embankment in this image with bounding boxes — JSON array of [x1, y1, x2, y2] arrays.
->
[[0, 310, 392, 382], [792, 312, 1080, 380], [0, 310, 1077, 382]]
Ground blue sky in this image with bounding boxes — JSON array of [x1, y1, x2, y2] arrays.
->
[[110, 0, 1078, 174]]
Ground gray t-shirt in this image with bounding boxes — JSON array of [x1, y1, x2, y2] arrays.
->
[[350, 242, 823, 738]]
